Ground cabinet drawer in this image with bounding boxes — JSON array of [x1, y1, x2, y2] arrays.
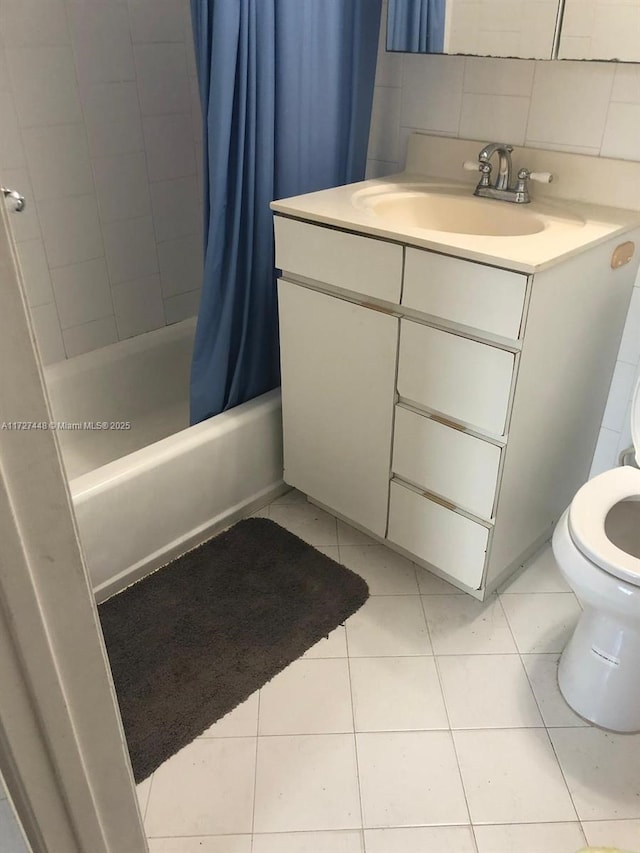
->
[[397, 320, 516, 435], [274, 216, 403, 302], [392, 406, 501, 519], [387, 481, 488, 589], [403, 248, 527, 340]]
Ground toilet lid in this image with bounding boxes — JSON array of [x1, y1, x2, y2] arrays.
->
[[633, 373, 640, 464], [568, 466, 640, 586]]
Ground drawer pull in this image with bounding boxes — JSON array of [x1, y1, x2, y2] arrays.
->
[[422, 491, 457, 512], [430, 413, 467, 432]]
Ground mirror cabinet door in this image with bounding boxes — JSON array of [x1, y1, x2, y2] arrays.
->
[[559, 1, 640, 62], [387, 0, 563, 59]]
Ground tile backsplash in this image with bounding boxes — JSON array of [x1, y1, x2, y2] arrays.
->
[[0, 0, 203, 364], [368, 37, 640, 477]]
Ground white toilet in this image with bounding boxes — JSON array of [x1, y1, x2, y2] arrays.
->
[[552, 375, 640, 733]]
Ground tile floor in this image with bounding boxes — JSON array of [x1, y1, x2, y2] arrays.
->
[[137, 490, 640, 853]]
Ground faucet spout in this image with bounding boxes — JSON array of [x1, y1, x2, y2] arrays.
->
[[478, 142, 513, 192]]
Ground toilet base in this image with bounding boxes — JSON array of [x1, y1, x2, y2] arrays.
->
[[558, 606, 640, 733]]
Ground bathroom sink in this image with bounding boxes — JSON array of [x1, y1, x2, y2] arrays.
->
[[351, 184, 585, 238]]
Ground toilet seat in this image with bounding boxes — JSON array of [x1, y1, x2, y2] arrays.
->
[[568, 466, 640, 586]]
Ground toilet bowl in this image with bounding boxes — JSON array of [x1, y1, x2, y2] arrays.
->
[[551, 376, 640, 732]]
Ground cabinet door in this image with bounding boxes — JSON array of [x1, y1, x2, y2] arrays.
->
[[278, 280, 398, 537]]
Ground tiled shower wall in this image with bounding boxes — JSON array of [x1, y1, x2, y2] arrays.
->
[[0, 0, 203, 365], [368, 28, 640, 477]]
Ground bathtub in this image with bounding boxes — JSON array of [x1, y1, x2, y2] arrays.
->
[[45, 318, 284, 601]]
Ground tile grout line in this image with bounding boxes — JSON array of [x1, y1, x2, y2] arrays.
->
[[249, 687, 261, 852], [417, 584, 480, 853], [497, 590, 587, 841], [340, 529, 368, 852]]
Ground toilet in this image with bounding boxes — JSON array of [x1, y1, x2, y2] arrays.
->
[[552, 374, 640, 733]]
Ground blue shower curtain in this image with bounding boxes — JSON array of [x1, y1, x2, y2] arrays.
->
[[189, 0, 382, 424], [387, 0, 445, 53]]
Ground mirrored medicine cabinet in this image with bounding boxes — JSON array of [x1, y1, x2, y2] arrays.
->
[[387, 0, 640, 64]]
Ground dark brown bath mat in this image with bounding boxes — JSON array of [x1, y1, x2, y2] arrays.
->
[[98, 516, 369, 782]]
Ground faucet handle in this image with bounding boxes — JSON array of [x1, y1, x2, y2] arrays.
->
[[463, 160, 482, 172], [529, 171, 554, 184]]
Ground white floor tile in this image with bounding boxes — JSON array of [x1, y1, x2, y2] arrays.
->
[[144, 738, 256, 837], [303, 625, 348, 659], [252, 830, 363, 853], [473, 822, 586, 853], [269, 503, 338, 547], [350, 657, 448, 732], [422, 594, 517, 656], [581, 819, 640, 849], [316, 546, 341, 561], [148, 838, 251, 853], [270, 488, 309, 506], [253, 734, 361, 833], [521, 655, 587, 727], [500, 593, 582, 654], [438, 655, 543, 729], [248, 506, 270, 519], [364, 826, 476, 853], [0, 801, 28, 853], [454, 729, 577, 824], [549, 728, 640, 820], [415, 567, 466, 595], [338, 546, 419, 595], [499, 546, 571, 594], [356, 731, 468, 828], [136, 775, 153, 817], [259, 658, 353, 735], [346, 596, 432, 657], [337, 519, 379, 547], [200, 693, 259, 738]]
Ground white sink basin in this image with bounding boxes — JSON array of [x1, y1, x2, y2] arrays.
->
[[352, 184, 584, 238]]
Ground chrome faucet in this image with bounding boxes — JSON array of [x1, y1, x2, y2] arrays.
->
[[479, 142, 513, 191], [463, 142, 553, 204]]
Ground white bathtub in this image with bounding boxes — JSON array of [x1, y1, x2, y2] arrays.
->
[[45, 319, 284, 600]]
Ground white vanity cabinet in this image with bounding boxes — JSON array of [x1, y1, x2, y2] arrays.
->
[[274, 214, 639, 598]]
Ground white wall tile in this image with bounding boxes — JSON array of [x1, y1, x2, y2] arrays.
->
[[38, 194, 104, 269], [0, 92, 26, 169], [163, 289, 200, 325], [22, 123, 94, 201], [368, 86, 402, 164], [68, 1, 136, 84], [463, 57, 535, 97], [617, 286, 640, 367], [63, 317, 119, 358], [29, 303, 65, 365], [81, 81, 145, 158], [134, 43, 190, 116], [366, 159, 401, 179], [7, 46, 82, 127], [590, 427, 621, 478], [460, 93, 530, 145], [112, 274, 165, 338], [143, 114, 196, 181], [157, 234, 202, 297], [15, 239, 54, 307], [150, 174, 200, 243], [92, 152, 151, 223], [601, 103, 640, 161], [526, 61, 615, 149], [102, 215, 159, 284], [50, 258, 113, 329], [127, 0, 186, 44], [602, 360, 637, 432], [611, 64, 640, 105], [0, 0, 70, 47], [0, 48, 10, 92], [401, 54, 465, 135]]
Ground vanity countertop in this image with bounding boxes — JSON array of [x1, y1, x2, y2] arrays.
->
[[271, 172, 640, 274]]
